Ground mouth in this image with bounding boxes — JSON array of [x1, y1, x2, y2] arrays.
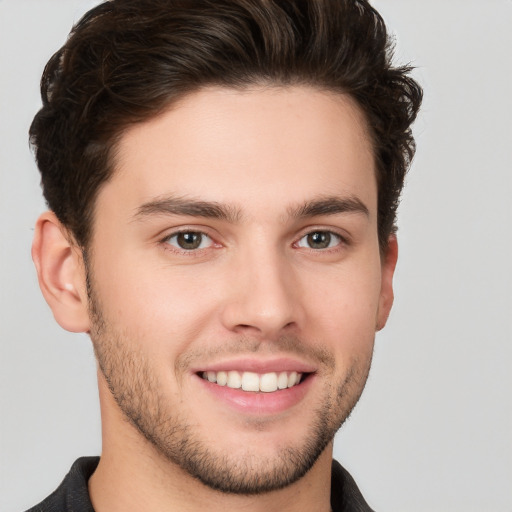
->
[[199, 370, 306, 393], [192, 358, 316, 414]]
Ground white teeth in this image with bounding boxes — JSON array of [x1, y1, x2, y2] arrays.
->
[[227, 370, 242, 389], [202, 370, 304, 392], [288, 371, 298, 387], [277, 372, 288, 390], [260, 372, 278, 393], [241, 372, 260, 392], [216, 371, 227, 386]]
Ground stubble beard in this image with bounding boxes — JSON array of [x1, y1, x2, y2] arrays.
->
[[86, 270, 373, 495]]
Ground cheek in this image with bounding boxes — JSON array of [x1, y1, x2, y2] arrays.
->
[[301, 261, 382, 349], [91, 255, 222, 350]]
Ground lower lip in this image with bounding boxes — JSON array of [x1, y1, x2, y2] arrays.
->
[[195, 374, 314, 415]]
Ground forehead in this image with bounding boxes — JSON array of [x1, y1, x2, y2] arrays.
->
[[101, 86, 376, 221]]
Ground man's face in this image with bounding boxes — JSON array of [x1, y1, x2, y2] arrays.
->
[[85, 86, 394, 493]]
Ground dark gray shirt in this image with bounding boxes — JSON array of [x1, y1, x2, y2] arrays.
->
[[25, 457, 375, 512]]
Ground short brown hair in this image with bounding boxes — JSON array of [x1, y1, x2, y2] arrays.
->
[[30, 0, 422, 250]]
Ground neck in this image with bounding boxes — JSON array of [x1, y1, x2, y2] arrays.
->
[[89, 376, 333, 512]]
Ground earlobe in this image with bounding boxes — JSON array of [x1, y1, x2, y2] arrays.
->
[[32, 211, 90, 333], [376, 235, 398, 331]]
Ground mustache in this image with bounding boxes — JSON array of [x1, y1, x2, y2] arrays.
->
[[175, 335, 335, 373]]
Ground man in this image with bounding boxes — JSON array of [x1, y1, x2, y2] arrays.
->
[[27, 0, 422, 510]]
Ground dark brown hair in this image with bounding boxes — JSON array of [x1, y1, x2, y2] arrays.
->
[[30, 0, 422, 251]]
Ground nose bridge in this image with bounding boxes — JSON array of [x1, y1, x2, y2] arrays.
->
[[221, 239, 301, 337]]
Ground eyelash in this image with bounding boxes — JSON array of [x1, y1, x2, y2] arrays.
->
[[161, 230, 217, 256], [160, 228, 349, 256], [294, 230, 347, 252]]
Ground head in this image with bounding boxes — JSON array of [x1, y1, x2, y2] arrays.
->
[[30, 0, 421, 254], [30, 0, 421, 497]]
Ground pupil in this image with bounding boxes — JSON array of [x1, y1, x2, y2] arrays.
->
[[178, 232, 201, 250], [308, 232, 330, 249]]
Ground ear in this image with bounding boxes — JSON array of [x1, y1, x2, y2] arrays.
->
[[32, 211, 90, 333], [376, 234, 398, 331]]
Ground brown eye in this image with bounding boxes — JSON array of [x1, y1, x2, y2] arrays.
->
[[166, 232, 212, 250], [297, 231, 342, 250]]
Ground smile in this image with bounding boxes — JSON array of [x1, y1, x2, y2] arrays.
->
[[200, 370, 303, 393]]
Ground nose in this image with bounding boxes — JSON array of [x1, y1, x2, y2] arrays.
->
[[219, 247, 304, 339]]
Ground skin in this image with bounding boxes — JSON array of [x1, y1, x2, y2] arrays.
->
[[32, 86, 397, 512]]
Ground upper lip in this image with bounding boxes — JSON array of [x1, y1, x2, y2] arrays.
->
[[191, 357, 317, 374]]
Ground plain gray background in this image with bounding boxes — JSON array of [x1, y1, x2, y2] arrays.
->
[[1, 1, 511, 510]]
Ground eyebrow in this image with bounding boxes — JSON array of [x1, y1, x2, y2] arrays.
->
[[288, 196, 369, 219], [133, 196, 242, 223], [133, 194, 369, 223]]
